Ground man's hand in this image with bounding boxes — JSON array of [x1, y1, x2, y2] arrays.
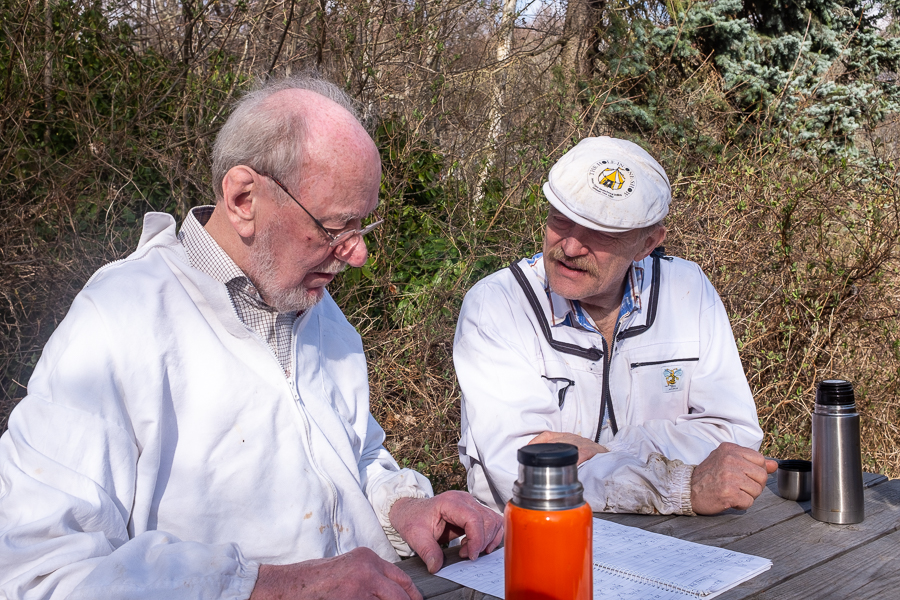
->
[[249, 546, 421, 600], [389, 491, 503, 574], [529, 431, 608, 465], [690, 442, 779, 515]]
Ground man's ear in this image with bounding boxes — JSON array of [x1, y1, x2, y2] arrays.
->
[[634, 225, 667, 261], [221, 166, 262, 239]]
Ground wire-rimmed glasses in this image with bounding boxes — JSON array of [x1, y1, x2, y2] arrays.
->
[[254, 169, 383, 249]]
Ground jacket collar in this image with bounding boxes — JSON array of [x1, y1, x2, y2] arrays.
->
[[618, 251, 663, 339], [516, 250, 662, 343], [524, 253, 650, 334]]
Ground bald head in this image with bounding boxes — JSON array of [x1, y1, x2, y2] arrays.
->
[[273, 88, 379, 193], [211, 75, 374, 202]]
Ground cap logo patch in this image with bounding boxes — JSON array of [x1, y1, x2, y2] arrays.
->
[[588, 160, 635, 199]]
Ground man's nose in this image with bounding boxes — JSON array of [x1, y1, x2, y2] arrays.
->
[[559, 232, 590, 257], [333, 236, 369, 268]]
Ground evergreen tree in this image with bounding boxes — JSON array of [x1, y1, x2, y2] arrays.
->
[[596, 0, 900, 156]]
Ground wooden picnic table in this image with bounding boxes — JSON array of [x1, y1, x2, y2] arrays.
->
[[398, 472, 900, 599]]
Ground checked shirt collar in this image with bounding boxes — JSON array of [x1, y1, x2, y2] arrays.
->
[[178, 206, 298, 377]]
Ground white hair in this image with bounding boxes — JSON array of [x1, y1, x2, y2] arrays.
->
[[211, 73, 364, 202]]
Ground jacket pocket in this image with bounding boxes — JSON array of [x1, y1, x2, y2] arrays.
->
[[541, 376, 575, 408], [630, 357, 699, 370], [629, 357, 699, 420]]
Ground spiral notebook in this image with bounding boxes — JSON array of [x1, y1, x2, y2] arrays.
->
[[436, 518, 772, 599]]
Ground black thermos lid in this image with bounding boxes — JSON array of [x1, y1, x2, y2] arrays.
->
[[816, 379, 855, 406], [517, 443, 579, 467]]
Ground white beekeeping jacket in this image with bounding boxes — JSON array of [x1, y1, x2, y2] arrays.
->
[[0, 213, 432, 600], [455, 253, 762, 515]]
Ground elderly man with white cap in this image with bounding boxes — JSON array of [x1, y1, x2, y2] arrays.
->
[[454, 137, 777, 516]]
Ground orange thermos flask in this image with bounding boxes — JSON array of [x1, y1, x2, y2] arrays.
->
[[505, 443, 592, 600]]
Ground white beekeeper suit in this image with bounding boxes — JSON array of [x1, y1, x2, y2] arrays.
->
[[454, 137, 763, 515], [0, 213, 432, 600]]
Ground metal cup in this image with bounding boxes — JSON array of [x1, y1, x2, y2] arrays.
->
[[777, 459, 812, 502]]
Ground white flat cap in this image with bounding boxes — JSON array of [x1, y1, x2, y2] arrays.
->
[[543, 137, 671, 232]]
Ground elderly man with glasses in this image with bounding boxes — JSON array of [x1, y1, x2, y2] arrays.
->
[[0, 77, 501, 600]]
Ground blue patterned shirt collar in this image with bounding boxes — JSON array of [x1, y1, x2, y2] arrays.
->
[[527, 252, 643, 335]]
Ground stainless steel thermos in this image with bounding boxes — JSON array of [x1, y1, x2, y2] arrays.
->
[[811, 379, 865, 524]]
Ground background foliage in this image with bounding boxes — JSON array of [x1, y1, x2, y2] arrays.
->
[[3, 0, 900, 492]]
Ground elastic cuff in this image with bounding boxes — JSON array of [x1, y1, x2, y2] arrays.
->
[[382, 491, 431, 557], [239, 562, 261, 600], [677, 464, 696, 516]]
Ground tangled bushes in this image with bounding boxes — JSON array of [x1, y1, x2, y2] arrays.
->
[[3, 0, 900, 492]]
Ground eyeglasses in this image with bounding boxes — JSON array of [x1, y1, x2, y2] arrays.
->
[[254, 170, 383, 249]]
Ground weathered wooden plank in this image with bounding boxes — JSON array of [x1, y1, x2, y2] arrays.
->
[[647, 487, 806, 546], [750, 528, 900, 599], [714, 479, 900, 599], [403, 474, 894, 599], [863, 472, 889, 488], [643, 472, 890, 546], [400, 548, 467, 599], [599, 474, 792, 545], [593, 511, 675, 528]]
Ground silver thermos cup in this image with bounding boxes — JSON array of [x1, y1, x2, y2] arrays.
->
[[811, 379, 865, 524]]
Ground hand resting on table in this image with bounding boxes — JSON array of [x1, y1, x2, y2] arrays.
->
[[690, 442, 778, 515]]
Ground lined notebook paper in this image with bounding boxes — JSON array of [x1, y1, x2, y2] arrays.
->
[[437, 518, 772, 599]]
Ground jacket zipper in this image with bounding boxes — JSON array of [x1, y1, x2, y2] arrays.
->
[[285, 320, 343, 554], [630, 357, 699, 369], [542, 376, 575, 408], [595, 322, 621, 443], [508, 252, 667, 443]]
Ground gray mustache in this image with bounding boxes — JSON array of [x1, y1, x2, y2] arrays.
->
[[546, 247, 600, 277]]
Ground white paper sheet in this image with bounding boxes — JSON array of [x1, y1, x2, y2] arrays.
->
[[436, 518, 772, 599]]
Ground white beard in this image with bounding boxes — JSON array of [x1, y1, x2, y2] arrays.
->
[[247, 222, 346, 313]]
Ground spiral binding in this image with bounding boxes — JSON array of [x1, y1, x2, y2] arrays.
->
[[593, 562, 712, 598]]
